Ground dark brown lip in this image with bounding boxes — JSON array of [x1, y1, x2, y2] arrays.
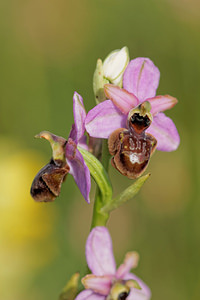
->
[[108, 116, 157, 179], [30, 158, 70, 202]]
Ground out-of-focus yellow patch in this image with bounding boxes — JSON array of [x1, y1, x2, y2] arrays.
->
[[0, 138, 57, 299], [0, 148, 55, 245]]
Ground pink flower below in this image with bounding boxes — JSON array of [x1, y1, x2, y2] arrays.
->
[[75, 227, 151, 300]]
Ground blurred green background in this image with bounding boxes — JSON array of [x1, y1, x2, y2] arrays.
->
[[0, 0, 200, 299]]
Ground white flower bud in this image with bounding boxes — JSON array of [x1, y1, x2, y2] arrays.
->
[[103, 46, 129, 86]]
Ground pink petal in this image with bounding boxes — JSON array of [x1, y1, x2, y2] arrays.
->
[[127, 288, 151, 300], [82, 274, 112, 295], [75, 290, 105, 300], [78, 135, 89, 150], [146, 112, 180, 151], [125, 273, 151, 300], [68, 123, 77, 141], [85, 100, 127, 138], [73, 92, 86, 143], [116, 252, 139, 279], [147, 95, 178, 115], [66, 139, 91, 203], [86, 227, 116, 276], [104, 84, 139, 114], [123, 58, 160, 102], [69, 125, 88, 150]]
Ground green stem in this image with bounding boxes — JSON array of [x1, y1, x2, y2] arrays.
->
[[91, 139, 111, 228], [91, 187, 109, 228]]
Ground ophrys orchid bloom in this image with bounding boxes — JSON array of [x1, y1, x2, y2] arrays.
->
[[86, 57, 180, 152], [75, 226, 151, 300], [31, 92, 91, 204]]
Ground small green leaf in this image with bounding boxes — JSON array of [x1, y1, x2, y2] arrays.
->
[[101, 173, 150, 213], [78, 147, 112, 205], [79, 146, 113, 227]]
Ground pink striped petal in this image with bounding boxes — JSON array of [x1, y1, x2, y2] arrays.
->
[[116, 252, 139, 279], [73, 92, 86, 143], [147, 95, 178, 115], [104, 84, 139, 114], [86, 227, 116, 276], [123, 58, 160, 102], [75, 290, 105, 300], [147, 112, 180, 151], [85, 100, 126, 138], [66, 139, 91, 203], [68, 123, 77, 141], [77, 135, 89, 150], [82, 275, 112, 295]]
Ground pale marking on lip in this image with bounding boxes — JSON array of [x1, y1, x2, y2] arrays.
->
[[129, 153, 140, 164]]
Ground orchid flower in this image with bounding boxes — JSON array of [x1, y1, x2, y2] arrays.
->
[[75, 227, 151, 300], [86, 57, 180, 152], [66, 92, 91, 203], [31, 92, 91, 204]]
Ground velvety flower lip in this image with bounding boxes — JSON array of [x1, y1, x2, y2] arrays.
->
[[66, 92, 91, 203], [85, 57, 180, 152], [75, 226, 151, 300]]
